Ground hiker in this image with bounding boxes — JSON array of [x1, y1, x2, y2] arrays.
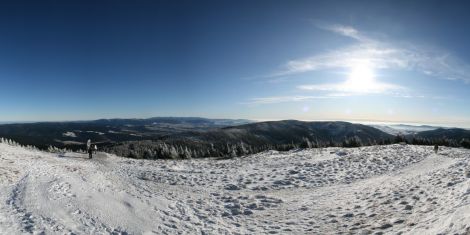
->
[[88, 145, 93, 159], [86, 139, 92, 159], [434, 144, 439, 153]]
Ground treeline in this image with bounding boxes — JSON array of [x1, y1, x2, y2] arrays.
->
[[403, 135, 470, 149], [103, 135, 470, 160], [104, 140, 295, 159], [0, 137, 40, 151], [0, 137, 85, 154], [103, 136, 393, 160], [4, 134, 470, 160]]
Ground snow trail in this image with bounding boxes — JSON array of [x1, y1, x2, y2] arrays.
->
[[1, 143, 470, 234]]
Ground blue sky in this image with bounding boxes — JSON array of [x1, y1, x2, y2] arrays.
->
[[1, 1, 470, 127]]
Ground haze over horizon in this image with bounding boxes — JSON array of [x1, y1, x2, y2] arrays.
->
[[1, 0, 470, 128]]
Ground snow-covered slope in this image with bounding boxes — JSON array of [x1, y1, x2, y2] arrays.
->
[[1, 143, 470, 234]]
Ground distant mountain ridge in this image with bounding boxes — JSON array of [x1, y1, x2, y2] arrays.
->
[[105, 120, 395, 159], [413, 128, 470, 140], [2, 117, 470, 159], [87, 117, 252, 126], [371, 124, 442, 135], [105, 121, 470, 159], [176, 120, 394, 145], [0, 117, 252, 149]]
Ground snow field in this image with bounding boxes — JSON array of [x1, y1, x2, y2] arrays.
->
[[0, 143, 470, 234]]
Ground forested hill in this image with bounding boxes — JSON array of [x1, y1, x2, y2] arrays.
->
[[0, 117, 251, 149], [409, 128, 470, 148], [415, 128, 470, 139], [4, 118, 470, 160], [182, 120, 393, 145], [105, 120, 394, 159]]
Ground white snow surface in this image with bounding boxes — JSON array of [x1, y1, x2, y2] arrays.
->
[[1, 143, 470, 234], [62, 132, 77, 138]]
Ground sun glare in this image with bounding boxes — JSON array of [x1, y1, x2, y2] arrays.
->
[[345, 61, 376, 92]]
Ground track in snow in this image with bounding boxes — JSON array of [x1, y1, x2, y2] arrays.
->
[[1, 143, 470, 234]]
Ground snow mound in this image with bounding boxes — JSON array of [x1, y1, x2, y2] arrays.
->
[[1, 143, 470, 234]]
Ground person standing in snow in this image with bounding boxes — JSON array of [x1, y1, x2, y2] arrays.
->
[[93, 144, 98, 157], [86, 139, 91, 151], [434, 144, 439, 153], [86, 139, 92, 159], [88, 145, 93, 159]]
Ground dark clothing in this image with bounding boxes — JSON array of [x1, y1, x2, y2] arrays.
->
[[88, 148, 93, 159], [434, 145, 439, 153]]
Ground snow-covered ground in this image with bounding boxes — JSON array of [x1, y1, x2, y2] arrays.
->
[[1, 143, 470, 234]]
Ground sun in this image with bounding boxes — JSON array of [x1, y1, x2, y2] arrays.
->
[[344, 61, 376, 92]]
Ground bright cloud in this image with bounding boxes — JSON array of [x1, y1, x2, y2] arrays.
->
[[284, 44, 407, 74], [247, 24, 468, 106], [298, 82, 403, 94], [316, 23, 370, 42], [243, 95, 334, 105], [282, 24, 470, 83], [298, 59, 404, 95]]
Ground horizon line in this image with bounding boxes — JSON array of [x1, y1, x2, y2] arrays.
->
[[1, 116, 469, 129]]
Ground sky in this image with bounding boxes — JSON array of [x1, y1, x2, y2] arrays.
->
[[1, 0, 470, 127]]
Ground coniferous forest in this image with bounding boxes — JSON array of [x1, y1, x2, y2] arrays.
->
[[1, 118, 470, 159]]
